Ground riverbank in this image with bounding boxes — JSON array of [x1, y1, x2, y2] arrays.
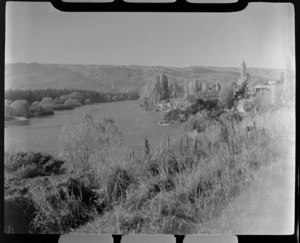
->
[[4, 100, 178, 155], [5, 89, 139, 123], [4, 101, 294, 234]]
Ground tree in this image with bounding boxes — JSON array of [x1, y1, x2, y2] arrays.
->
[[9, 100, 29, 117], [160, 73, 169, 100], [218, 84, 234, 108], [241, 61, 247, 77], [64, 98, 82, 108]]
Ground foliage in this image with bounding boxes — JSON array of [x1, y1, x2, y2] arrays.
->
[[4, 174, 102, 234], [5, 151, 66, 178], [139, 74, 183, 111], [64, 98, 82, 108], [9, 100, 29, 117], [218, 84, 234, 108], [241, 61, 247, 77], [144, 138, 151, 158], [58, 113, 125, 173], [5, 89, 139, 104], [72, 104, 294, 234], [5, 100, 294, 234], [106, 167, 135, 203], [40, 97, 54, 105], [5, 195, 37, 233], [5, 102, 14, 118]]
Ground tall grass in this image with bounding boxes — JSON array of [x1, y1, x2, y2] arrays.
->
[[71, 104, 294, 234], [5, 103, 293, 234]]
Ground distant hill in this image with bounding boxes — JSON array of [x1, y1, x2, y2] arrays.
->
[[5, 63, 282, 92]]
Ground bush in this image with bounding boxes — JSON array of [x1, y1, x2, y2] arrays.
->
[[69, 92, 84, 103], [64, 98, 82, 108], [30, 177, 99, 234], [5, 174, 102, 234], [59, 113, 125, 173], [58, 114, 100, 172], [29, 103, 54, 117], [5, 195, 37, 233], [9, 100, 29, 117], [5, 151, 66, 178], [106, 167, 135, 203], [218, 84, 234, 108], [84, 99, 91, 105], [5, 103, 14, 119], [53, 104, 74, 110], [163, 108, 183, 124], [40, 97, 54, 105]]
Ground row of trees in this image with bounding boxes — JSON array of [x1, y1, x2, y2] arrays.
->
[[5, 89, 139, 104]]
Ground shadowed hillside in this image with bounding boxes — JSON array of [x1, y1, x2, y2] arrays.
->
[[5, 63, 282, 93]]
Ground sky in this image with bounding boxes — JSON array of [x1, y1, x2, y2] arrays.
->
[[5, 2, 294, 69], [59, 235, 237, 243]]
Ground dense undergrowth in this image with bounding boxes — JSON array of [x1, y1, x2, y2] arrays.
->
[[4, 101, 294, 234]]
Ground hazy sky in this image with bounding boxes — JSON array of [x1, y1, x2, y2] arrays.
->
[[5, 2, 294, 69]]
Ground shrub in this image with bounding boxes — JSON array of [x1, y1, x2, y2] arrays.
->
[[84, 99, 91, 105], [53, 104, 74, 110], [5, 151, 66, 178], [5, 103, 14, 119], [5, 174, 102, 234], [60, 94, 70, 102], [218, 84, 234, 108], [163, 108, 183, 124], [9, 100, 29, 117], [4, 195, 37, 233], [64, 98, 82, 108], [59, 114, 126, 173], [29, 102, 54, 117], [59, 114, 100, 172], [106, 167, 135, 203], [30, 178, 98, 234], [40, 97, 54, 105], [69, 92, 84, 103]]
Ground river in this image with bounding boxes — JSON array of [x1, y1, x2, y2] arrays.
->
[[5, 100, 180, 155]]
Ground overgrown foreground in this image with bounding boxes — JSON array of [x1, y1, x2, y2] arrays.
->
[[4, 103, 294, 234]]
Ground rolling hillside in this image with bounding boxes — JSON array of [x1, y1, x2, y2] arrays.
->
[[5, 63, 282, 92]]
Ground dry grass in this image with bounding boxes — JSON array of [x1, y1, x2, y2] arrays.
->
[[5, 102, 294, 234], [70, 103, 294, 234]]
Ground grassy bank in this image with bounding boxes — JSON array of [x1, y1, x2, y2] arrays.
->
[[4, 102, 294, 234]]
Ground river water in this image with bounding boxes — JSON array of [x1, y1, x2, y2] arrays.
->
[[5, 100, 180, 155]]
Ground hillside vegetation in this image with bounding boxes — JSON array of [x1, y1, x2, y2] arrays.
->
[[4, 62, 293, 234], [4, 98, 294, 233], [5, 63, 281, 93]]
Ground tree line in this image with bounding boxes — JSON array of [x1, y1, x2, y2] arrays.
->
[[5, 89, 139, 104]]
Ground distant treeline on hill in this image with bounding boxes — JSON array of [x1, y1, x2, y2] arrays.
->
[[5, 89, 139, 104]]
